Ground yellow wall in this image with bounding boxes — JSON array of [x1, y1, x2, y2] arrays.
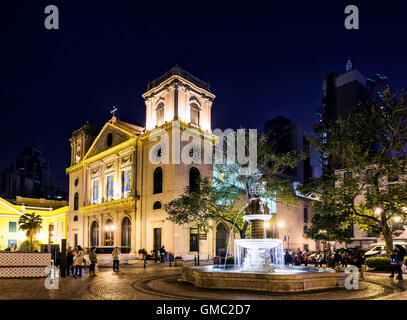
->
[[0, 198, 68, 251]]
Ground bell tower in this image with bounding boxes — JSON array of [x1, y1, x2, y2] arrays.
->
[[142, 65, 215, 131], [69, 122, 99, 165]]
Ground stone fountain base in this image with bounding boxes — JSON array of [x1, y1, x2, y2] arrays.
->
[[181, 266, 347, 293]]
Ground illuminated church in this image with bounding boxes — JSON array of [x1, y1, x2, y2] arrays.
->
[[66, 66, 219, 259], [66, 66, 319, 259]]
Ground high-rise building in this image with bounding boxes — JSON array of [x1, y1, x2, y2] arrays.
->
[[264, 116, 312, 184], [0, 145, 59, 200], [317, 67, 389, 169]]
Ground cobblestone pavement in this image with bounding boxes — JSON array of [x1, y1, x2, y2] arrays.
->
[[0, 263, 406, 300]]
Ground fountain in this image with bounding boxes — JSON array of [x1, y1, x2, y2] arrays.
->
[[181, 172, 347, 293]]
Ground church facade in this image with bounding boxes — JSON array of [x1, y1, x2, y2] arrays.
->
[[66, 66, 219, 259]]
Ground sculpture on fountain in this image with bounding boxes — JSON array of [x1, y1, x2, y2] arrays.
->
[[234, 171, 284, 273]]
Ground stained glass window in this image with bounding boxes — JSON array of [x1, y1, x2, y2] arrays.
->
[[122, 169, 131, 198], [92, 180, 99, 204], [106, 175, 114, 201]]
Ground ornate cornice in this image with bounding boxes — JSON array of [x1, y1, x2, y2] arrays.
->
[[79, 197, 136, 215], [142, 75, 215, 102], [139, 120, 217, 144], [66, 138, 137, 174]]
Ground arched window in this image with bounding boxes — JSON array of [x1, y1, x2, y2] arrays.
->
[[156, 102, 165, 126], [153, 201, 162, 210], [190, 103, 200, 126], [153, 167, 163, 194], [73, 215, 78, 222], [189, 167, 201, 192], [90, 221, 99, 247], [74, 193, 79, 211], [121, 217, 131, 249], [104, 219, 114, 246], [303, 225, 309, 235]]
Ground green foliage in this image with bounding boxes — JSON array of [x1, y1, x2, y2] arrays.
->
[[165, 131, 304, 240], [299, 89, 407, 255], [365, 257, 407, 271], [20, 239, 41, 252], [165, 178, 222, 234], [18, 213, 42, 252]]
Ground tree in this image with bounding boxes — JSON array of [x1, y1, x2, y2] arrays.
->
[[165, 131, 304, 246], [299, 89, 407, 255], [165, 178, 222, 264], [19, 213, 42, 252]]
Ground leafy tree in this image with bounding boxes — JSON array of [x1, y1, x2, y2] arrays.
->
[[18, 213, 42, 252], [165, 178, 222, 264], [165, 131, 304, 247], [299, 89, 407, 255]]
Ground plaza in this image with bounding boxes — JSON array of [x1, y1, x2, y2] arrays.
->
[[0, 262, 406, 300]]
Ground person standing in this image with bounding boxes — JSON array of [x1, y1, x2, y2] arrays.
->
[[112, 247, 121, 272], [390, 245, 406, 280], [66, 247, 74, 276], [160, 245, 166, 263], [74, 246, 84, 277], [302, 252, 308, 266], [350, 248, 364, 280], [333, 251, 342, 268], [341, 252, 348, 268], [284, 250, 290, 265], [89, 247, 98, 277]]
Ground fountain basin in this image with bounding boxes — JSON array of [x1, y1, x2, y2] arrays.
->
[[181, 265, 347, 293]]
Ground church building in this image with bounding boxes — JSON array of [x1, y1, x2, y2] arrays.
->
[[66, 66, 218, 259]]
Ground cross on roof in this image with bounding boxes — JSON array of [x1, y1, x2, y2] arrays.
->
[[110, 106, 118, 118]]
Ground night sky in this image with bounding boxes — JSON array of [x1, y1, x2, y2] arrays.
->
[[1, 0, 407, 191]]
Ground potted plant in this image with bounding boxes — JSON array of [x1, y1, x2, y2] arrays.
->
[[174, 256, 184, 267], [138, 248, 147, 259]]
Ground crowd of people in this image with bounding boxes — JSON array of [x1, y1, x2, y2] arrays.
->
[[62, 245, 121, 277], [283, 248, 365, 275]]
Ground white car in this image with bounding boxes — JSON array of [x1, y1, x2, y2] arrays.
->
[[364, 242, 407, 258]]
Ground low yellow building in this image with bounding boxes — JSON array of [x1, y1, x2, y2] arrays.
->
[[0, 197, 69, 251]]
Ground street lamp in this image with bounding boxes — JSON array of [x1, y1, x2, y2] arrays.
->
[[394, 216, 401, 223]]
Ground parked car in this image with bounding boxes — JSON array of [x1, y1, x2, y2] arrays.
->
[[364, 242, 407, 258]]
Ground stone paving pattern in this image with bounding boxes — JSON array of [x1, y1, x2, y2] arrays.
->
[[0, 261, 406, 300]]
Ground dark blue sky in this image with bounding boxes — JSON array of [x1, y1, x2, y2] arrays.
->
[[1, 0, 407, 191]]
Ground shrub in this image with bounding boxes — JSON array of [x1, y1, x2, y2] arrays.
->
[[365, 257, 407, 271], [226, 256, 235, 264], [19, 240, 40, 252]]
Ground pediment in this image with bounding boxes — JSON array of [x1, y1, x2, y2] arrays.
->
[[85, 123, 134, 159], [0, 198, 22, 215]]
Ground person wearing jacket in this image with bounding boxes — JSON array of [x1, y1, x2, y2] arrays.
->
[[390, 245, 406, 280], [89, 247, 98, 277], [112, 247, 121, 272], [66, 247, 75, 276], [74, 246, 84, 277]]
